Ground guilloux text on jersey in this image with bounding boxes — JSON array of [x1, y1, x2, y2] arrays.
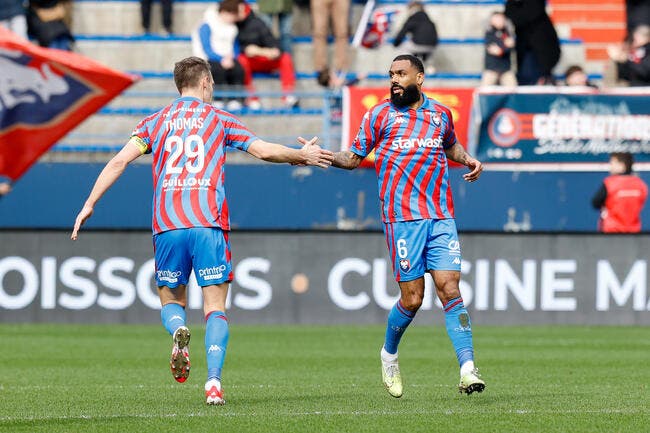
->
[[162, 177, 212, 188]]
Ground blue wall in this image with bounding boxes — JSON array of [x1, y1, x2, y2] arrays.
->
[[1, 162, 647, 232]]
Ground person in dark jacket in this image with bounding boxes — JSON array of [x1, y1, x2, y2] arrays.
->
[[592, 152, 648, 233], [393, 1, 438, 70], [505, 0, 560, 85], [608, 24, 650, 86], [235, 1, 298, 109], [27, 0, 73, 50], [0, 0, 27, 39], [481, 10, 517, 86], [626, 0, 650, 40]]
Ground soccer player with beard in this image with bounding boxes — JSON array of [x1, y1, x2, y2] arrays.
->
[[308, 54, 485, 397]]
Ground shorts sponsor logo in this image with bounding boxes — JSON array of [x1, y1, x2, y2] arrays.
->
[[448, 240, 461, 257], [157, 269, 181, 284], [452, 257, 461, 265], [198, 265, 227, 281], [399, 259, 410, 271]]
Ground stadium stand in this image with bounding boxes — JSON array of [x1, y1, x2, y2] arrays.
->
[[54, 0, 598, 154]]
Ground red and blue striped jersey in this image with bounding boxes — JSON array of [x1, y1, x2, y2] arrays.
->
[[350, 94, 457, 222], [131, 96, 257, 234]]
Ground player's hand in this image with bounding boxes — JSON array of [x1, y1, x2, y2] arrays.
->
[[297, 136, 334, 168], [71, 204, 94, 240], [463, 157, 483, 183], [297, 136, 319, 147]]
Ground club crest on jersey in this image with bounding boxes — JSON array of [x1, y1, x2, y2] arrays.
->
[[399, 259, 410, 271], [431, 111, 441, 126]]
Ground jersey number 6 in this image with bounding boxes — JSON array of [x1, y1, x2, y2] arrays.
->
[[396, 239, 408, 259]]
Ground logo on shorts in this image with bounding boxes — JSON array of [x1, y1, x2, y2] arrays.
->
[[157, 269, 181, 284], [448, 240, 461, 257], [452, 257, 461, 265], [198, 265, 227, 281], [399, 259, 410, 271]]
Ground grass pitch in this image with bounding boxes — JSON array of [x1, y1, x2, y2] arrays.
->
[[1, 324, 648, 433]]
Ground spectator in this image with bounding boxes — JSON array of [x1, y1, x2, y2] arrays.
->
[[607, 24, 650, 86], [235, 1, 299, 109], [140, 0, 173, 35], [0, 177, 11, 197], [626, 0, 650, 40], [563, 65, 597, 88], [311, 0, 349, 83], [505, 0, 560, 85], [192, 0, 244, 110], [481, 10, 516, 86], [0, 0, 27, 40], [592, 152, 648, 233], [392, 1, 438, 73], [257, 0, 294, 55], [27, 0, 73, 50]]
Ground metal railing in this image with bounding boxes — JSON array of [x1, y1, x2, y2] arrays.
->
[[55, 89, 344, 152]]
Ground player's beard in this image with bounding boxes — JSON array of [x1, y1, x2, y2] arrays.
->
[[390, 84, 421, 108]]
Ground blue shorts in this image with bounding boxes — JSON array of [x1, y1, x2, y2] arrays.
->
[[153, 227, 233, 288], [383, 219, 461, 282]]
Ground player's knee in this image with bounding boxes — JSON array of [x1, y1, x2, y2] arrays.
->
[[401, 293, 423, 312], [436, 280, 460, 302]]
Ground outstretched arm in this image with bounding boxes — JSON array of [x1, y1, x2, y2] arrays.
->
[[330, 151, 364, 170], [445, 142, 483, 182], [71, 140, 142, 240], [247, 136, 334, 168], [296, 137, 362, 169]]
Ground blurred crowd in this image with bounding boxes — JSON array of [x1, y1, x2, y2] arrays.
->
[[1, 0, 649, 99]]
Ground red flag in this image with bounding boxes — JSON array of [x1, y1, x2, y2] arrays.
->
[[0, 27, 137, 181]]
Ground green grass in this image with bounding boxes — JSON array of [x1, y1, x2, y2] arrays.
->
[[1, 324, 648, 433]]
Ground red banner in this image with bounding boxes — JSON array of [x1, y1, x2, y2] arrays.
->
[[342, 86, 475, 167], [0, 27, 137, 181]]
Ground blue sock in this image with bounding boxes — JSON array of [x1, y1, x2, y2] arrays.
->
[[443, 297, 474, 367], [160, 303, 186, 336], [383, 300, 416, 355], [205, 311, 229, 381]]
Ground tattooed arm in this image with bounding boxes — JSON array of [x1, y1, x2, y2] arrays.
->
[[444, 142, 483, 182], [331, 151, 364, 170]]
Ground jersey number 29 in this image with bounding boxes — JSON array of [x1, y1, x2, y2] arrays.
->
[[164, 134, 205, 174]]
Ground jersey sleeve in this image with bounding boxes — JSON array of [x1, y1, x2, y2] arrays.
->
[[130, 117, 152, 154], [350, 109, 378, 158], [442, 109, 458, 149], [222, 112, 259, 151]]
